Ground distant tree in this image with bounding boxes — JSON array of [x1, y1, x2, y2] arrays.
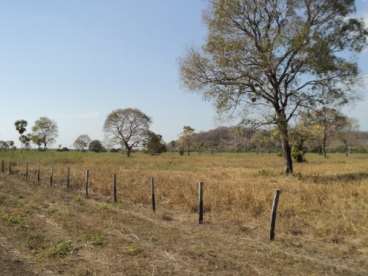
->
[[1, 141, 16, 150], [104, 108, 152, 157], [73, 135, 92, 151], [144, 131, 167, 155], [15, 120, 27, 135], [180, 0, 367, 174], [336, 118, 359, 156], [15, 120, 31, 148], [89, 140, 106, 153], [307, 108, 349, 158], [289, 114, 316, 162], [178, 126, 195, 156], [0, 141, 9, 150], [167, 141, 177, 152], [19, 134, 31, 149], [32, 117, 58, 150], [31, 135, 43, 150]]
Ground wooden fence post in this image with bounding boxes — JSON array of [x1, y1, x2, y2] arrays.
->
[[1, 160, 4, 174], [113, 174, 117, 203], [151, 177, 156, 213], [198, 182, 204, 225], [66, 168, 71, 189], [37, 167, 41, 185], [85, 170, 90, 198], [8, 162, 12, 175], [25, 163, 29, 181], [49, 168, 54, 187], [270, 189, 282, 241]]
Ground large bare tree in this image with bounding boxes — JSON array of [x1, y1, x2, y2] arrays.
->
[[180, 0, 367, 174], [104, 108, 152, 157], [73, 134, 92, 151]]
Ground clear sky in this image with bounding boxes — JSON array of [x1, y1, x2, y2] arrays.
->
[[1, 0, 368, 147]]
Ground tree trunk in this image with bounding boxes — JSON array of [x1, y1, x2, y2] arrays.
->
[[322, 136, 327, 159], [277, 112, 293, 175], [344, 141, 349, 157], [126, 148, 131, 157]]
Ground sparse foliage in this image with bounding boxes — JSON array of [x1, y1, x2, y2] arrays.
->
[[73, 135, 92, 151], [178, 126, 195, 156], [104, 108, 152, 157], [180, 0, 367, 174], [307, 108, 348, 158], [31, 117, 58, 150]]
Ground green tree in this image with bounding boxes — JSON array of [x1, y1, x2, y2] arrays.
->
[[144, 131, 167, 155], [32, 117, 58, 150], [15, 120, 31, 148], [88, 140, 106, 153], [180, 0, 367, 174]]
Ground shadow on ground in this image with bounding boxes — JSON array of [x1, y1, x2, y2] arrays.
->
[[298, 172, 368, 185]]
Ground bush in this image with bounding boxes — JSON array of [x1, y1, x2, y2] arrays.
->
[[89, 140, 106, 153], [144, 131, 167, 155], [291, 145, 306, 163]]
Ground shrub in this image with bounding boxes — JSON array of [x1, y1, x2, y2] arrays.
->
[[291, 145, 306, 163], [89, 140, 106, 153]]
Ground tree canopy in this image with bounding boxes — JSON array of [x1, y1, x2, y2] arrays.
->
[[104, 108, 152, 157], [32, 117, 58, 150], [180, 0, 367, 174]]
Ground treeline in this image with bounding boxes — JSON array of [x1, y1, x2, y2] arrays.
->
[[1, 107, 367, 161], [170, 126, 368, 155], [169, 108, 368, 162]]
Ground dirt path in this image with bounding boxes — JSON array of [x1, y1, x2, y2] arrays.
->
[[0, 175, 366, 275]]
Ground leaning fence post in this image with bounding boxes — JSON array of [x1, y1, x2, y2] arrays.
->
[[113, 174, 117, 203], [198, 182, 204, 225], [85, 170, 90, 198], [66, 168, 71, 189], [1, 160, 5, 174], [151, 177, 156, 213], [270, 189, 282, 241], [49, 168, 54, 187]]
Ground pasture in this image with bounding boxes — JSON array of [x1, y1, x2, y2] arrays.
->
[[0, 151, 367, 275]]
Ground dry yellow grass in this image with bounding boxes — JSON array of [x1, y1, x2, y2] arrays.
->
[[1, 151, 368, 274], [4, 152, 368, 242]]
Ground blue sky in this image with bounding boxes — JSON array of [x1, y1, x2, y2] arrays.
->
[[1, 0, 368, 147]]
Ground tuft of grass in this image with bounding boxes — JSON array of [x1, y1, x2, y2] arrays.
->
[[0, 210, 24, 226], [125, 244, 143, 256], [83, 232, 105, 247], [47, 240, 74, 258]]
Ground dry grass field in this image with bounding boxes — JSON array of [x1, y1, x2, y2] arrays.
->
[[0, 151, 367, 275]]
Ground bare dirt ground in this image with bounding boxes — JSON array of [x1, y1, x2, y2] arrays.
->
[[0, 174, 366, 276]]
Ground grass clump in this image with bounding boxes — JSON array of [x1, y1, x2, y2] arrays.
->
[[47, 240, 74, 258], [126, 244, 143, 256], [84, 232, 105, 247]]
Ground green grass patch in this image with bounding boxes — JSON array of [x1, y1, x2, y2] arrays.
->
[[47, 240, 74, 258], [83, 232, 106, 247]]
